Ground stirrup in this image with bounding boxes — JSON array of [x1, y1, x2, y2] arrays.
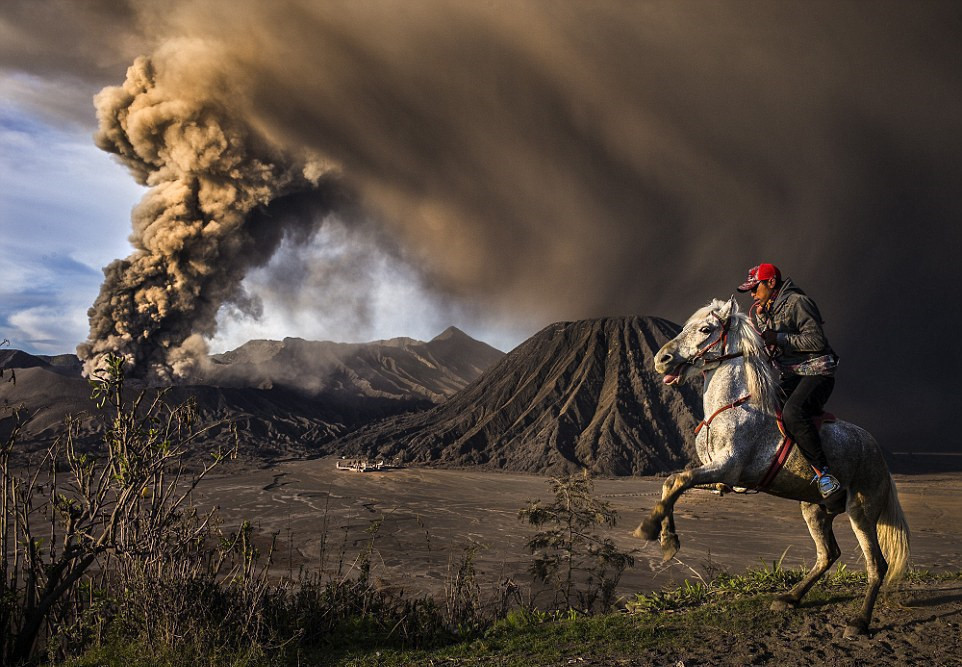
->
[[812, 468, 841, 498]]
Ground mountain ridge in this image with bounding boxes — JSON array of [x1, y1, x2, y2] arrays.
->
[[200, 328, 504, 402], [0, 328, 504, 458]]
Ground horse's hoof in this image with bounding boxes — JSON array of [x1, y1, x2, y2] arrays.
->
[[770, 597, 796, 612], [843, 622, 869, 639], [660, 533, 680, 561]]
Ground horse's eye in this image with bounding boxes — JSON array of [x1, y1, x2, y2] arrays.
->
[[699, 326, 712, 334]]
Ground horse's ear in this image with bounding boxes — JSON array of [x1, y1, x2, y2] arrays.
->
[[727, 294, 739, 316], [716, 295, 738, 320]]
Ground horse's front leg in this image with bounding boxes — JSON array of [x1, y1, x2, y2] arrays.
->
[[633, 467, 716, 561]]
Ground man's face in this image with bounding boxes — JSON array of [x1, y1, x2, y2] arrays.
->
[[751, 278, 777, 306]]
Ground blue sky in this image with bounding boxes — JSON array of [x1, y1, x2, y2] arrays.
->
[[0, 93, 142, 355]]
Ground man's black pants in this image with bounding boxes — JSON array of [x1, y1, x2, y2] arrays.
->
[[780, 374, 835, 472]]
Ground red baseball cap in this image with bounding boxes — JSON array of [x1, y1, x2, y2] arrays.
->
[[737, 263, 781, 292]]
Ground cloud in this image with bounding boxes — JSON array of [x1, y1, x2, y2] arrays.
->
[[0, 103, 144, 354], [0, 105, 143, 256], [127, 0, 962, 326], [0, 253, 101, 354], [209, 215, 523, 352], [6, 305, 89, 354]]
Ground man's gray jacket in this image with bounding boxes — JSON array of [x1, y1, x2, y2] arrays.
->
[[749, 278, 837, 375]]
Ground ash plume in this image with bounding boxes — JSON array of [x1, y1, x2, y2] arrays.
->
[[77, 54, 342, 379]]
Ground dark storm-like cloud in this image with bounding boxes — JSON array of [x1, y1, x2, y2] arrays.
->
[[225, 1, 962, 320], [2, 1, 959, 443], [0, 0, 147, 125]]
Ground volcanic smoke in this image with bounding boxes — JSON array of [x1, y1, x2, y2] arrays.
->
[[77, 55, 339, 380]]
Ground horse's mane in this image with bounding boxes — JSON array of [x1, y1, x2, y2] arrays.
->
[[706, 299, 781, 415]]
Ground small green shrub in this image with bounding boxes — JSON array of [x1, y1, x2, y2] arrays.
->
[[519, 471, 635, 613]]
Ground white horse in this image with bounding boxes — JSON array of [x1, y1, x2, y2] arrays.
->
[[635, 297, 909, 638]]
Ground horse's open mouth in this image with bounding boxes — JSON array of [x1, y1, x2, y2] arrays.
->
[[663, 364, 685, 385]]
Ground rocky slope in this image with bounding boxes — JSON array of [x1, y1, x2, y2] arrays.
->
[[338, 316, 703, 475], [0, 328, 503, 459]]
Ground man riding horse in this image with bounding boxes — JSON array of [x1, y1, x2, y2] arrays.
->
[[737, 263, 841, 498], [642, 294, 908, 637]]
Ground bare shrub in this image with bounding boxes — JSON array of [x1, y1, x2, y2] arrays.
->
[[0, 355, 237, 664]]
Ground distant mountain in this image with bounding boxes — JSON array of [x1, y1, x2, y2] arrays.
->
[[198, 326, 504, 402], [0, 328, 504, 459], [337, 317, 703, 476]]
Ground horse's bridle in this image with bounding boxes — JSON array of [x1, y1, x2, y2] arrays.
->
[[688, 313, 751, 436], [685, 312, 744, 370]]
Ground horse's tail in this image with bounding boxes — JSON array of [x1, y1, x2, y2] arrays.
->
[[878, 473, 910, 585]]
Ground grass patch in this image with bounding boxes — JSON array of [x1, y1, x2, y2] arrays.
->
[[626, 554, 802, 613], [309, 594, 788, 666], [64, 641, 268, 667], [904, 568, 962, 583], [66, 566, 962, 667], [625, 557, 871, 614], [307, 566, 958, 667]]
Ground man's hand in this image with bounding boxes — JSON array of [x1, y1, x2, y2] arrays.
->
[[761, 329, 778, 347]]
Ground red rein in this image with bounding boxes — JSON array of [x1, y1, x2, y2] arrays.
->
[[694, 395, 751, 435]]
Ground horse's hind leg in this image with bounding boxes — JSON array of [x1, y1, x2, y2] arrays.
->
[[771, 502, 840, 611], [844, 501, 889, 638]]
